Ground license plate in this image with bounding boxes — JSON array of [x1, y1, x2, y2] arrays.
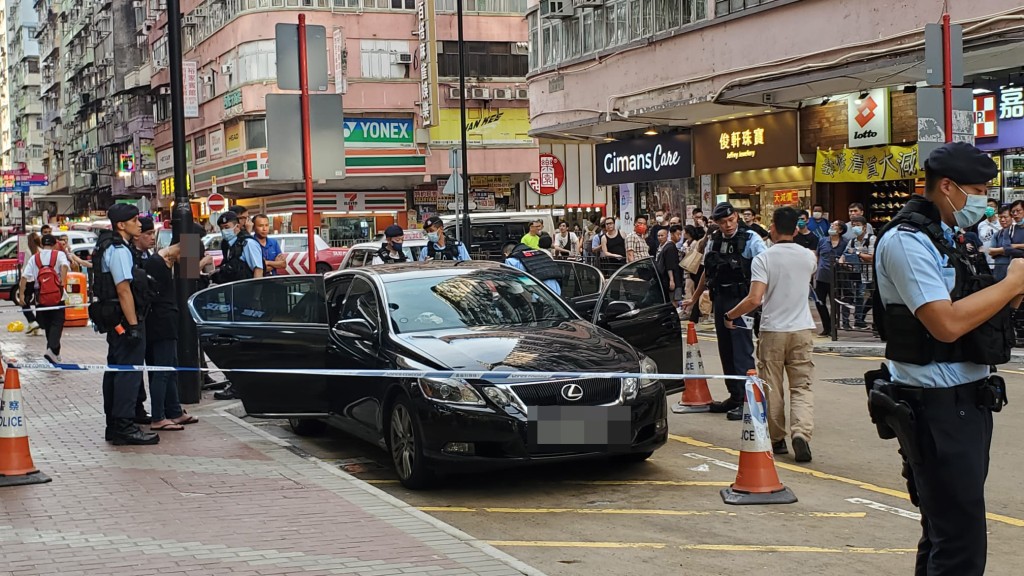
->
[[527, 405, 632, 451]]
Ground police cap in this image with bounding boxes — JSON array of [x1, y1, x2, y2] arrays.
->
[[384, 224, 404, 238], [108, 203, 140, 225], [925, 141, 998, 185], [217, 211, 239, 227], [139, 216, 155, 232], [711, 202, 736, 221], [423, 215, 444, 230]]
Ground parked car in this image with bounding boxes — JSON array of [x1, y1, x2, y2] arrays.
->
[[203, 233, 348, 273], [340, 239, 429, 269], [441, 211, 564, 258], [188, 258, 682, 488]]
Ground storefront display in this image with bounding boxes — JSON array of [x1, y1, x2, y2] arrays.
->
[[814, 144, 921, 228]]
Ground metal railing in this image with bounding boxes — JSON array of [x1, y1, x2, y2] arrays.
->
[[829, 260, 876, 340]]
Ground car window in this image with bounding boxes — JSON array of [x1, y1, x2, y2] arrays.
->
[[471, 224, 505, 244], [326, 276, 355, 325], [340, 277, 380, 326], [505, 222, 529, 241], [0, 240, 18, 259], [599, 259, 667, 313], [576, 263, 603, 296], [314, 235, 329, 250], [232, 277, 327, 324], [205, 236, 222, 251], [191, 285, 232, 323], [350, 249, 374, 268]]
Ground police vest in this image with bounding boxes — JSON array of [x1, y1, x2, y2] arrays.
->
[[218, 233, 259, 283], [90, 231, 155, 327], [427, 237, 462, 261], [376, 243, 408, 264], [510, 244, 561, 281], [873, 195, 1013, 366], [703, 227, 753, 294]]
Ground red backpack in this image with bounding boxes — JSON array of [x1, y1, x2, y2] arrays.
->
[[35, 252, 63, 307]]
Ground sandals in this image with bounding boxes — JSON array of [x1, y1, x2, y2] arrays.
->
[[172, 412, 199, 425], [151, 421, 185, 431]]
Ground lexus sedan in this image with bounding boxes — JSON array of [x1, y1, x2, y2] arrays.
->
[[189, 259, 683, 488]]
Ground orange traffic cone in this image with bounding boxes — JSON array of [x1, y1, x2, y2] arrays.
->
[[0, 366, 51, 487], [720, 369, 796, 505], [671, 322, 713, 414]]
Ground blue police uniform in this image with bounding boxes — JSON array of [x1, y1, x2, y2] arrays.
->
[[418, 240, 471, 261], [504, 257, 561, 296], [231, 235, 265, 272]]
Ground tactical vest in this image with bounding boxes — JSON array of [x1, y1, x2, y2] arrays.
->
[[873, 195, 1013, 366], [703, 226, 752, 296], [376, 243, 408, 264], [510, 244, 561, 281], [427, 237, 462, 261], [89, 231, 154, 330], [217, 232, 259, 283]]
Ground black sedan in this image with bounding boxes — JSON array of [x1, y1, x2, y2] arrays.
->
[[189, 259, 683, 488]]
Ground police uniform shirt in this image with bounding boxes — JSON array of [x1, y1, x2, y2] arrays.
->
[[701, 229, 767, 268], [418, 240, 471, 261], [504, 257, 561, 296], [102, 244, 136, 285], [875, 221, 990, 388], [228, 235, 265, 271]]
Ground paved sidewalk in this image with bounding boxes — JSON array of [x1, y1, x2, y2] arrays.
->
[[0, 319, 544, 576]]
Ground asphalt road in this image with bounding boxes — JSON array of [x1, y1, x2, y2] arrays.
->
[[249, 343, 1024, 576]]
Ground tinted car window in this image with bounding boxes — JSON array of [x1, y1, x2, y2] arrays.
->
[[327, 276, 355, 325], [346, 249, 373, 268], [0, 240, 17, 259], [192, 285, 232, 323], [505, 222, 529, 241], [340, 277, 381, 326], [232, 278, 327, 324], [577, 264, 603, 295], [601, 259, 666, 312], [471, 224, 505, 244]]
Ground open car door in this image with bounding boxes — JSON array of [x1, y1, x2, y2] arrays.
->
[[590, 258, 684, 395], [555, 260, 605, 318], [190, 276, 331, 417]]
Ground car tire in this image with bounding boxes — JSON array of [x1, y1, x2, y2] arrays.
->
[[613, 451, 655, 464], [288, 418, 327, 436], [388, 395, 434, 489], [315, 262, 332, 275]]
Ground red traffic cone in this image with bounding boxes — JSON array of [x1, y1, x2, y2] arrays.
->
[[720, 369, 796, 505], [0, 366, 52, 487], [672, 322, 714, 414]]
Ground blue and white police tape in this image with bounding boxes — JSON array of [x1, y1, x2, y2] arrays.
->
[[0, 303, 82, 314], [6, 361, 751, 382]]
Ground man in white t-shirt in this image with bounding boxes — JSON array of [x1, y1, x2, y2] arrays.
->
[[18, 234, 71, 364], [723, 207, 817, 463]]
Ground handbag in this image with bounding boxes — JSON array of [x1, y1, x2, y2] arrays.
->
[[680, 240, 703, 274]]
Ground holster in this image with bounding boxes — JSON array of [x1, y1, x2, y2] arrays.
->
[[979, 375, 1009, 413], [864, 364, 922, 463]]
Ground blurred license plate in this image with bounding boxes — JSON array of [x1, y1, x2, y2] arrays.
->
[[527, 405, 632, 451]]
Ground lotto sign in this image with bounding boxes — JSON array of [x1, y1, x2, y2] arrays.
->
[[538, 153, 564, 196], [975, 94, 998, 138]]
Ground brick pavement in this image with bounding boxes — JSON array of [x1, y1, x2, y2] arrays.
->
[[0, 315, 545, 576]]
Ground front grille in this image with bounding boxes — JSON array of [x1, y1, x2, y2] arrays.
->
[[511, 378, 621, 406]]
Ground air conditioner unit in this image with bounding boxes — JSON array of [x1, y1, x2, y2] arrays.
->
[[158, 86, 170, 95], [491, 88, 512, 100], [220, 62, 233, 75], [395, 52, 413, 64], [511, 42, 529, 56], [514, 88, 529, 100], [470, 87, 490, 99], [200, 73, 213, 84], [182, 14, 198, 26], [143, 22, 153, 33], [132, 0, 143, 7], [448, 87, 465, 100], [541, 0, 573, 19]]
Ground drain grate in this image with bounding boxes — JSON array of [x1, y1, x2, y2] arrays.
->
[[824, 377, 866, 386]]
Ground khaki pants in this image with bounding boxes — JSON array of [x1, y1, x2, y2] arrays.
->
[[756, 330, 815, 443]]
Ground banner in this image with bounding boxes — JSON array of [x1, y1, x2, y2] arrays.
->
[[814, 144, 924, 183]]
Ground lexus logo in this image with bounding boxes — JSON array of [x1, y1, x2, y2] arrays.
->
[[561, 383, 584, 402]]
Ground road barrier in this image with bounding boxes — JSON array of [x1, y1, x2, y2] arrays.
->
[[672, 321, 714, 414], [0, 361, 51, 487]]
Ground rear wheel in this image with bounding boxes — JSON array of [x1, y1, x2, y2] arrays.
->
[[315, 262, 332, 275], [288, 418, 327, 436], [388, 396, 433, 489]]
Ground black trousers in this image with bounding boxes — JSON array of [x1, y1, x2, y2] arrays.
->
[[712, 291, 753, 401], [103, 321, 147, 421], [35, 308, 65, 355], [21, 285, 35, 323], [814, 280, 832, 333], [899, 383, 993, 576]]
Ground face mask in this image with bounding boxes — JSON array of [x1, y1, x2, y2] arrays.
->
[[947, 184, 988, 230], [797, 219, 807, 229], [635, 224, 648, 235], [828, 228, 839, 237], [391, 242, 403, 252], [986, 207, 997, 218], [851, 226, 863, 237], [427, 231, 440, 243], [221, 228, 237, 244], [655, 216, 664, 224], [812, 211, 823, 220]]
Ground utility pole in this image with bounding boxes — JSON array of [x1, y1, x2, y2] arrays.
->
[[167, 0, 201, 403], [457, 0, 471, 250]]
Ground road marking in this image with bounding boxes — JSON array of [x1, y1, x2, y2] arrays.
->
[[854, 356, 886, 361], [488, 541, 914, 554], [846, 498, 921, 521], [419, 506, 865, 518], [668, 434, 1024, 528], [684, 452, 738, 470]]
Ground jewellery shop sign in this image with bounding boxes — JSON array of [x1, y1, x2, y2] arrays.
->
[[595, 132, 693, 186], [814, 144, 924, 183]]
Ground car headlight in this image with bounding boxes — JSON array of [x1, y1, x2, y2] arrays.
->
[[640, 355, 659, 388], [482, 386, 526, 412], [417, 377, 486, 406]]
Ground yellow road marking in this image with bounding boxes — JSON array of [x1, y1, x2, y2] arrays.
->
[[853, 356, 886, 361], [418, 506, 866, 518], [669, 434, 1024, 528], [488, 541, 915, 554]]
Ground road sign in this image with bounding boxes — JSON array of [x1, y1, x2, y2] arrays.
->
[[266, 93, 346, 181], [538, 154, 564, 195], [442, 172, 463, 196], [207, 193, 226, 212], [137, 196, 151, 214], [917, 87, 974, 167], [447, 201, 477, 211], [276, 23, 329, 91], [924, 23, 963, 87]]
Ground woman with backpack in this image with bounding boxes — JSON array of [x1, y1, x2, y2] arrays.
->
[[17, 234, 70, 363]]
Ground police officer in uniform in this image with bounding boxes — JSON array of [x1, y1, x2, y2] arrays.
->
[[502, 241, 562, 295], [684, 202, 767, 420], [868, 142, 1014, 575], [373, 224, 408, 264], [212, 210, 264, 284], [92, 204, 158, 445], [418, 216, 471, 261]]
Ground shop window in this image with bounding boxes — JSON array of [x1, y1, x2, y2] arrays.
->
[[245, 119, 267, 149], [438, 41, 528, 78], [195, 135, 207, 163]]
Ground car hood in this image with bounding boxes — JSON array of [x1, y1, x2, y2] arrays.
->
[[393, 320, 640, 376]]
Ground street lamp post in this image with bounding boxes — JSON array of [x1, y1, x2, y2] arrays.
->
[[456, 0, 471, 249]]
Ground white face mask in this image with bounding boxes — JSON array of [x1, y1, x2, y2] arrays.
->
[[947, 183, 989, 230], [812, 211, 823, 219]]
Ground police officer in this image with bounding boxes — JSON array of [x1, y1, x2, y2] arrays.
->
[[212, 210, 264, 284], [93, 203, 158, 445], [869, 142, 1015, 575], [502, 241, 562, 295], [373, 224, 408, 264], [418, 216, 470, 261], [684, 202, 766, 420]]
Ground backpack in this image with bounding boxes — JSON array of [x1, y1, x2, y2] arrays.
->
[[35, 251, 63, 307]]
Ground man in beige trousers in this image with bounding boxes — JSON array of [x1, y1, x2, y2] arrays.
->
[[723, 206, 817, 462]]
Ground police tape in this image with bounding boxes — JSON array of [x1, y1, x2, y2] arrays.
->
[[1, 303, 81, 314], [5, 361, 751, 381]]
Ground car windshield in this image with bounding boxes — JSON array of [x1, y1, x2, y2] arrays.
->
[[384, 269, 576, 333]]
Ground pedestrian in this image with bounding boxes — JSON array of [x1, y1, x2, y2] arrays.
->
[[839, 215, 876, 329], [684, 202, 767, 420], [552, 221, 579, 260], [599, 217, 627, 270], [976, 198, 1001, 270], [807, 203, 830, 239], [646, 210, 667, 254], [988, 204, 1017, 280], [212, 210, 264, 284], [19, 232, 42, 335], [130, 217, 160, 424], [17, 234, 70, 363], [419, 216, 471, 261], [229, 204, 253, 235], [843, 203, 874, 241], [40, 224, 52, 236], [793, 210, 819, 252], [519, 219, 544, 250], [373, 224, 408, 264], [502, 241, 562, 295], [870, 142, 1014, 575], [92, 203, 158, 445], [691, 208, 706, 230], [814, 221, 848, 336], [253, 214, 286, 275], [653, 227, 681, 303], [741, 208, 770, 239], [724, 207, 817, 461], [625, 217, 650, 262]]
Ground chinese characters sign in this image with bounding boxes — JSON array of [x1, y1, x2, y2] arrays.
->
[[417, 0, 440, 127], [183, 61, 199, 118], [772, 190, 799, 206], [718, 128, 766, 155], [814, 144, 924, 183], [1000, 87, 1024, 120], [694, 111, 798, 174], [538, 153, 564, 195]]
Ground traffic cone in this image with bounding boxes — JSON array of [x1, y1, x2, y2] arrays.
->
[[720, 369, 796, 505], [0, 366, 51, 487], [671, 322, 713, 414]]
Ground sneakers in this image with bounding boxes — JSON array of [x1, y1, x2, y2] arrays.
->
[[44, 348, 62, 364], [792, 435, 812, 463], [772, 440, 789, 455], [26, 321, 40, 335]]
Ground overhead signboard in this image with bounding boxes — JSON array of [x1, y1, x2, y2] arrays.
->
[[693, 111, 798, 174], [596, 132, 693, 186], [266, 93, 346, 181], [847, 88, 891, 148], [343, 118, 414, 146]]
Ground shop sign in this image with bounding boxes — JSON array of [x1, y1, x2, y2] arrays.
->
[[413, 188, 438, 204], [431, 109, 532, 145], [157, 147, 174, 177], [693, 112, 797, 174], [814, 144, 924, 183], [975, 94, 998, 138], [1000, 87, 1024, 120], [473, 191, 496, 210], [539, 153, 564, 195], [183, 61, 199, 118], [223, 88, 242, 111], [417, 0, 439, 127], [847, 88, 891, 147], [597, 132, 692, 186], [773, 190, 800, 206], [225, 123, 241, 155], [209, 129, 224, 159], [470, 175, 512, 198], [343, 118, 414, 146]]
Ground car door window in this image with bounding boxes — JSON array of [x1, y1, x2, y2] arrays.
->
[[0, 241, 18, 259], [340, 278, 381, 327], [505, 223, 529, 242], [471, 224, 504, 244], [575, 263, 604, 296], [326, 276, 355, 325], [232, 277, 327, 324], [191, 285, 232, 323], [598, 259, 666, 315]]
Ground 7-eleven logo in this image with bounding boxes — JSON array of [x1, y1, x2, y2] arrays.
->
[[854, 96, 878, 128], [343, 193, 358, 211]]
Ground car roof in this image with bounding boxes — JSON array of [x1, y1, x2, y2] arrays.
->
[[349, 239, 428, 250], [328, 260, 503, 281]]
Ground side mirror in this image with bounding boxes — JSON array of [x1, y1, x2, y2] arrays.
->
[[603, 300, 636, 320], [332, 318, 376, 340]]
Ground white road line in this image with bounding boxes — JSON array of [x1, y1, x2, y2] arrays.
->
[[846, 497, 921, 521], [684, 452, 739, 471]]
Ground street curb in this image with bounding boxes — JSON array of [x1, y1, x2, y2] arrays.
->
[[215, 404, 548, 576]]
